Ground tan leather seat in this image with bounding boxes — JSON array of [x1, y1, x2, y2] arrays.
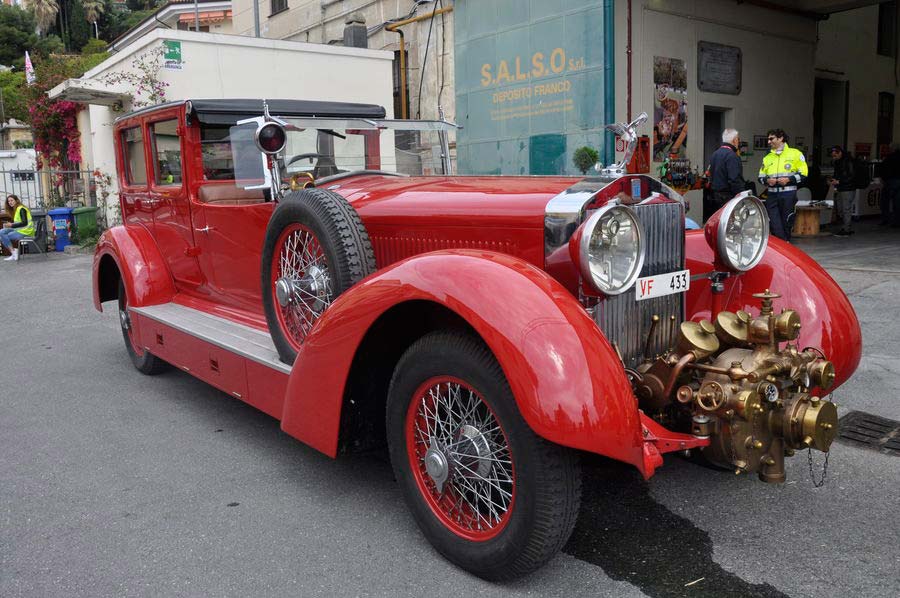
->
[[198, 185, 266, 206]]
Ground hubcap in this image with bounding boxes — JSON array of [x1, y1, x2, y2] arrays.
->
[[276, 265, 329, 310], [119, 309, 131, 331], [406, 379, 516, 540], [424, 446, 450, 492]]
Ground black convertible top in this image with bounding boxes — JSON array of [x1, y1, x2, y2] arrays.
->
[[187, 98, 387, 124], [116, 98, 387, 125]]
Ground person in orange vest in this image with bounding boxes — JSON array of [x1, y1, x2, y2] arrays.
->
[[1, 194, 35, 262]]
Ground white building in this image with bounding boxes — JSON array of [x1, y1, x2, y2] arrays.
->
[[50, 28, 394, 223]]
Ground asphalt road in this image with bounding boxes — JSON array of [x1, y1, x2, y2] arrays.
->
[[1, 224, 898, 598]]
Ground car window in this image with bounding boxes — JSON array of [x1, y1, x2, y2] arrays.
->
[[200, 124, 233, 180], [282, 121, 367, 175], [150, 120, 182, 186], [122, 127, 147, 186]]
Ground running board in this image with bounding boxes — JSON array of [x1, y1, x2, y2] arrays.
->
[[130, 303, 291, 375]]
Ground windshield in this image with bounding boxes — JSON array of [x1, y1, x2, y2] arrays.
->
[[198, 118, 451, 189]]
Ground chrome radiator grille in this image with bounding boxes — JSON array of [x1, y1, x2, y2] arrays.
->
[[593, 202, 685, 369]]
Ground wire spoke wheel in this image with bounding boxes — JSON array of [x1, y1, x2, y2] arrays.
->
[[387, 332, 581, 580], [406, 377, 516, 541], [117, 279, 169, 375], [271, 223, 334, 351], [261, 189, 376, 365]]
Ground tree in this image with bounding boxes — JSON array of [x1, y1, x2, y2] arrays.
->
[[573, 146, 599, 175], [0, 5, 62, 69], [81, 38, 107, 54], [99, 7, 155, 45], [83, 0, 104, 37], [0, 70, 28, 123], [0, 5, 38, 66], [30, 0, 60, 35]]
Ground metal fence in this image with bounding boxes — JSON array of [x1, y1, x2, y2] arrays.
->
[[0, 167, 96, 211]]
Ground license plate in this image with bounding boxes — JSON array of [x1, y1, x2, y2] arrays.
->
[[635, 269, 690, 301]]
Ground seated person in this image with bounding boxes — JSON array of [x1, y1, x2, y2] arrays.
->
[[1, 194, 35, 262]]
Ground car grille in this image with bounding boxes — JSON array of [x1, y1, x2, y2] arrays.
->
[[592, 201, 685, 369]]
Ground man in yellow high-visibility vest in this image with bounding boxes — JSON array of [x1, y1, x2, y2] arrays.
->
[[758, 129, 808, 242]]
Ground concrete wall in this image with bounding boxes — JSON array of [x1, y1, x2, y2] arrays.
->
[[232, 0, 456, 122], [816, 4, 900, 156], [615, 1, 818, 222], [73, 28, 394, 223]]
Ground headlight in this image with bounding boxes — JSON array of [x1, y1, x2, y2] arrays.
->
[[717, 195, 769, 271], [579, 205, 645, 295]]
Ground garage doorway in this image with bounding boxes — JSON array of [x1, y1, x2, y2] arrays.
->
[[703, 108, 727, 169], [703, 106, 731, 221], [813, 77, 848, 167]]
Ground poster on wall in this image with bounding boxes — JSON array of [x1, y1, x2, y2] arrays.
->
[[652, 56, 688, 162], [453, 3, 613, 176]]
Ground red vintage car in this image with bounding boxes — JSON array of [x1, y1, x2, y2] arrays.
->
[[93, 99, 861, 580]]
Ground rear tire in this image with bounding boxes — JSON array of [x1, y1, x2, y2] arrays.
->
[[386, 331, 582, 580], [118, 280, 170, 375]]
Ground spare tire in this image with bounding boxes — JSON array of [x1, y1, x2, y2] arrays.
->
[[261, 188, 376, 364]]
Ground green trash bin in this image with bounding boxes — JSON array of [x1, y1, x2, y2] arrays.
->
[[71, 206, 99, 242]]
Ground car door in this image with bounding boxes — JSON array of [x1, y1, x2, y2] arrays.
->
[[147, 113, 203, 289], [189, 119, 274, 314]]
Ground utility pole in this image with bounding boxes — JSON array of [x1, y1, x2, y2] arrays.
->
[[253, 0, 260, 37], [194, 0, 200, 32]]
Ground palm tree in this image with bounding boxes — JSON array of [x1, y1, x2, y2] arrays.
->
[[83, 0, 105, 38], [30, 0, 60, 35]]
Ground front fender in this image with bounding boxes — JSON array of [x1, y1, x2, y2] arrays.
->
[[685, 231, 861, 389], [281, 250, 646, 474], [93, 225, 176, 311]]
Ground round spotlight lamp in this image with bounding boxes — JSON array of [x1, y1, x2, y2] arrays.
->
[[255, 122, 287, 155], [716, 195, 769, 271], [579, 205, 645, 295]]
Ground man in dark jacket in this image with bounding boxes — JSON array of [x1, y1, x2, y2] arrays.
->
[[828, 146, 855, 236], [709, 128, 745, 209]]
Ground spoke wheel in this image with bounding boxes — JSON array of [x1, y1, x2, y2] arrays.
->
[[406, 377, 515, 541], [387, 331, 581, 581], [270, 223, 334, 353], [261, 189, 376, 365], [118, 279, 169, 375]]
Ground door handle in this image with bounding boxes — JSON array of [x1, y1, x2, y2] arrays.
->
[[195, 226, 214, 233]]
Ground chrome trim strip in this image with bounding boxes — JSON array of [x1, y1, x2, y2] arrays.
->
[[544, 178, 609, 259]]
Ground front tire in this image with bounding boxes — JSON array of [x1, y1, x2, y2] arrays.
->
[[386, 331, 582, 580], [118, 280, 170, 375]]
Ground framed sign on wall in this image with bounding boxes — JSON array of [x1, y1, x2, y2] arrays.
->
[[698, 41, 742, 95]]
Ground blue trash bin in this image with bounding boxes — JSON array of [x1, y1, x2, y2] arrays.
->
[[48, 207, 74, 251]]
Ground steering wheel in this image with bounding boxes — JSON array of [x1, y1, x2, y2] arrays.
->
[[287, 153, 326, 166]]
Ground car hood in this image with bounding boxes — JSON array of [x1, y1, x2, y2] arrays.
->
[[332, 174, 580, 230]]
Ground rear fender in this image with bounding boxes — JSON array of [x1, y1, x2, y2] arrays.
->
[[685, 231, 861, 389], [93, 225, 176, 311], [281, 250, 647, 474]]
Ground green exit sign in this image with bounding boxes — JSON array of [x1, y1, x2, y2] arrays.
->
[[163, 40, 183, 70]]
